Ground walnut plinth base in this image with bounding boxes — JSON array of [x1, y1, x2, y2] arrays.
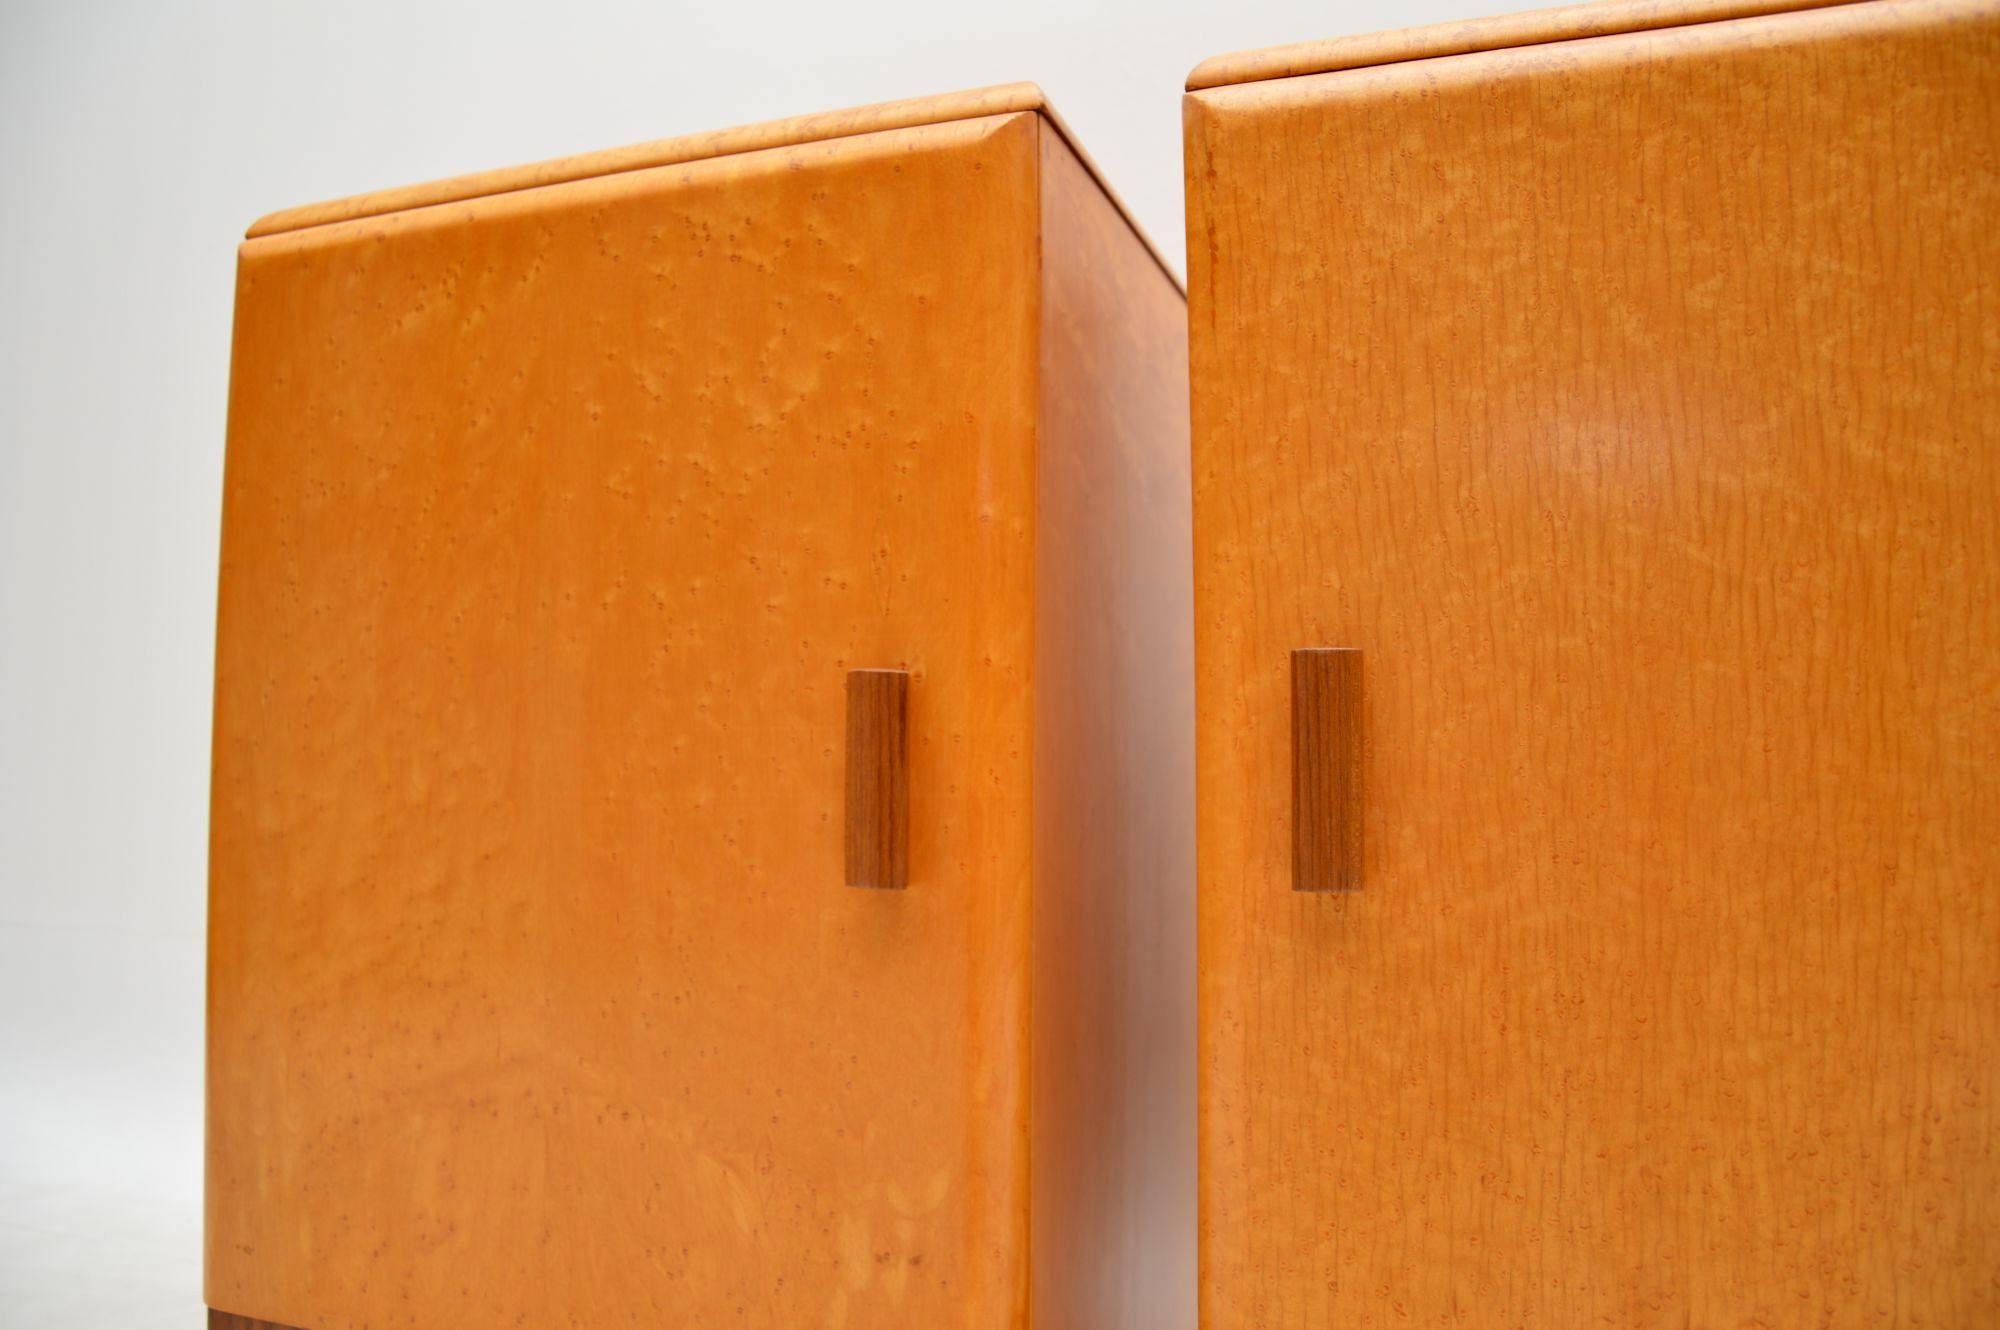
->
[[210, 1313, 302, 1330]]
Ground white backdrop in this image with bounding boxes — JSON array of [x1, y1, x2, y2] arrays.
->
[[0, 0, 1507, 1321]]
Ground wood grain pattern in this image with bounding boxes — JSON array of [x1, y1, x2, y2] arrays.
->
[[1188, 0, 2000, 1324], [844, 669, 909, 889], [243, 83, 1179, 292], [1291, 649, 1361, 893], [1185, 0, 1856, 89], [210, 96, 1189, 1329]]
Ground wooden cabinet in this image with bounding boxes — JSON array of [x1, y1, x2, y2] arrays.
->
[[207, 85, 1193, 1330], [1185, 1, 1998, 1324]]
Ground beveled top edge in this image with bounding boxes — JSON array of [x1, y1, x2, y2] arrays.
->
[[244, 81, 1182, 293], [1036, 96, 1185, 293], [1184, 0, 1865, 90], [248, 83, 1041, 238]]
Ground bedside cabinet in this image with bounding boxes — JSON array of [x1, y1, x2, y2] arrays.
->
[[208, 85, 1192, 1330], [1185, 2, 1998, 1324]]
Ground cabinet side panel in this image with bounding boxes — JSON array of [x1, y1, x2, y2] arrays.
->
[[1191, 1, 2000, 1325], [208, 112, 1042, 1329], [1031, 121, 1196, 1330]]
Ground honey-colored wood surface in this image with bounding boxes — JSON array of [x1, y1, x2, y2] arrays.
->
[[844, 669, 910, 890], [210, 99, 1191, 1329], [1187, 1, 1999, 1324], [244, 83, 1179, 292], [1185, 0, 1854, 88], [1291, 650, 1362, 893], [1031, 124, 1195, 1330]]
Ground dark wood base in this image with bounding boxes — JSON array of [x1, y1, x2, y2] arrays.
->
[[211, 1311, 305, 1330]]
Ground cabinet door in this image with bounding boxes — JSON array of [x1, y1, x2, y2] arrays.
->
[[209, 110, 1041, 1328], [1188, 3, 1999, 1324]]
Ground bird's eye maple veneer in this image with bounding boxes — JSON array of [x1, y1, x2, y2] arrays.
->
[[1185, 0, 1999, 1324], [207, 85, 1193, 1330]]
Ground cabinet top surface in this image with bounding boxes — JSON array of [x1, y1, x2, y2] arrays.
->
[[245, 81, 1177, 288], [1185, 0, 1869, 89]]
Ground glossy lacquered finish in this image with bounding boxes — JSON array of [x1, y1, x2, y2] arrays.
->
[[209, 88, 1192, 1330], [1187, 1, 1999, 1324]]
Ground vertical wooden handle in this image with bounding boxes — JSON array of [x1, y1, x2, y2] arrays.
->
[[1293, 648, 1362, 891], [845, 669, 909, 889]]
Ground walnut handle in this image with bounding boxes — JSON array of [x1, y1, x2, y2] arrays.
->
[[1292, 649, 1362, 891]]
